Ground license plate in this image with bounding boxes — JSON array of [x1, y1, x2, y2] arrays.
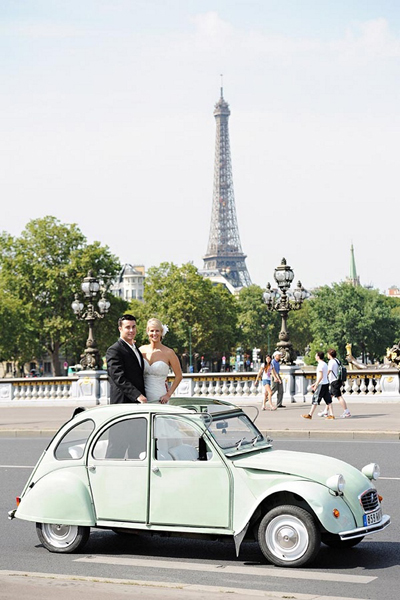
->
[[363, 507, 382, 526]]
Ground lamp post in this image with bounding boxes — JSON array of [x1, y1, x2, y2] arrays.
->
[[71, 270, 110, 370], [263, 258, 308, 365], [188, 326, 193, 372]]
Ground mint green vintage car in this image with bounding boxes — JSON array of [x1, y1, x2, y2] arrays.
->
[[9, 398, 390, 567]]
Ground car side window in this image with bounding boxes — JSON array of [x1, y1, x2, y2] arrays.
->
[[93, 417, 147, 460], [154, 416, 204, 461], [54, 419, 95, 460]]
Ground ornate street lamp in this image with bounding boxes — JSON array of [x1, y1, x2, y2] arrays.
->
[[263, 258, 309, 365], [72, 270, 110, 370]]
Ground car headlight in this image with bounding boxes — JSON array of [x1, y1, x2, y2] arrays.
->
[[326, 474, 346, 493], [362, 463, 380, 480]]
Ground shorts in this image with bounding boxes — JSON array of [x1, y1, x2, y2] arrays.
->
[[330, 380, 343, 398], [311, 383, 332, 405], [262, 379, 271, 386]]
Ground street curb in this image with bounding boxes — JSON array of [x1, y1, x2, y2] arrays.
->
[[0, 429, 57, 438], [260, 429, 400, 441], [1, 428, 399, 440]]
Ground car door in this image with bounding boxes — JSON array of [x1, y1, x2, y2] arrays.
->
[[87, 416, 148, 523], [149, 415, 232, 529]]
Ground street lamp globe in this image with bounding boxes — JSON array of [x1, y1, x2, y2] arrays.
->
[[71, 294, 84, 316], [98, 293, 111, 314], [81, 271, 100, 298], [273, 258, 294, 292]]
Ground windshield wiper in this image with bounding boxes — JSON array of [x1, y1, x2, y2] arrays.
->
[[235, 437, 246, 450]]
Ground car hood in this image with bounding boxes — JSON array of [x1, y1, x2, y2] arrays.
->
[[232, 449, 368, 488]]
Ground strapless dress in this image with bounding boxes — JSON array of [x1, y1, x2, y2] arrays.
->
[[144, 359, 170, 403]]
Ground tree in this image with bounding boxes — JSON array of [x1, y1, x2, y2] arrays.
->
[[308, 283, 399, 363], [133, 262, 238, 369], [287, 300, 313, 358], [0, 279, 40, 373], [235, 285, 280, 359], [0, 216, 121, 375]]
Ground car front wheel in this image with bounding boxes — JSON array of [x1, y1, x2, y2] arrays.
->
[[36, 523, 90, 553], [258, 505, 321, 567]]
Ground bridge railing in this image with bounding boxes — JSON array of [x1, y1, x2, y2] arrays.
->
[[0, 367, 398, 405]]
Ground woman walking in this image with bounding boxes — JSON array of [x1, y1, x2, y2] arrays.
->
[[255, 355, 276, 410]]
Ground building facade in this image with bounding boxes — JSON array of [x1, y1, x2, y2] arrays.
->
[[111, 264, 145, 302]]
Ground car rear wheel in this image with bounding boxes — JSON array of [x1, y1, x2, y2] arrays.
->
[[36, 523, 90, 553], [258, 505, 321, 567]]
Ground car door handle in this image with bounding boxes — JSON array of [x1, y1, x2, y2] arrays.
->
[[88, 466, 96, 472], [152, 466, 160, 474]]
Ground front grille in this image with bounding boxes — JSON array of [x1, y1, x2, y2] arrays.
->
[[360, 489, 379, 512]]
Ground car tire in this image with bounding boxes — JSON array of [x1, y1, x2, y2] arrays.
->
[[258, 505, 321, 567], [322, 534, 365, 549], [36, 522, 90, 553]]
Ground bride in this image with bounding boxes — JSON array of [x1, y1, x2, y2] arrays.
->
[[139, 318, 183, 403]]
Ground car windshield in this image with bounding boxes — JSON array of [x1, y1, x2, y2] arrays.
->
[[208, 412, 267, 455]]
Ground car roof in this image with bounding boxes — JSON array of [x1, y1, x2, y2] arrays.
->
[[69, 398, 239, 427]]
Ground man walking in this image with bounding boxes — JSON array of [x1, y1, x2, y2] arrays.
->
[[324, 348, 351, 418], [302, 351, 334, 419], [270, 351, 285, 408], [106, 314, 147, 404]]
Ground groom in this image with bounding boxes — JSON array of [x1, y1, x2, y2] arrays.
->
[[106, 314, 147, 404]]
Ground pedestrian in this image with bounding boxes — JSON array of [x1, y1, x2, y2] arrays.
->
[[302, 351, 334, 419], [106, 314, 147, 404], [322, 349, 351, 418], [270, 351, 285, 408], [255, 354, 277, 410]]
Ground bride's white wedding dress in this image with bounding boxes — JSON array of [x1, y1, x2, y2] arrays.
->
[[144, 359, 170, 403]]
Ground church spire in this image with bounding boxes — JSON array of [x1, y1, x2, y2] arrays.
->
[[347, 244, 360, 286]]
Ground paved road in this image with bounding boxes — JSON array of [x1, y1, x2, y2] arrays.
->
[[1, 438, 398, 600], [1, 399, 399, 439]]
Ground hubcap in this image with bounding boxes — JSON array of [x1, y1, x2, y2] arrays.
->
[[42, 523, 78, 548], [266, 515, 309, 561]]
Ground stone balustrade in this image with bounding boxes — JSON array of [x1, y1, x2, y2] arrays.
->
[[0, 367, 399, 406]]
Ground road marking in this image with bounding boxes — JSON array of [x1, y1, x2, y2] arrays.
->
[[0, 465, 34, 468], [75, 556, 376, 583], [0, 570, 371, 600]]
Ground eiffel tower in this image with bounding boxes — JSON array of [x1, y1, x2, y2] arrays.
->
[[202, 87, 251, 289]]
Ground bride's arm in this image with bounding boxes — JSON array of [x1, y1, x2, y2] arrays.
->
[[160, 349, 183, 403]]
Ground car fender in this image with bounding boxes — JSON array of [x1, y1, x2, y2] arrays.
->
[[234, 479, 356, 538], [15, 468, 95, 526]]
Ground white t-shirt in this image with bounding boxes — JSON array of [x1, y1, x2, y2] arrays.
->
[[327, 358, 338, 383], [317, 360, 329, 385]]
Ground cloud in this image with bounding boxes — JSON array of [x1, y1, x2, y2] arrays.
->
[[333, 18, 400, 61]]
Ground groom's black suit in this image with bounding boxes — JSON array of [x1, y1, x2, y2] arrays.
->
[[106, 338, 146, 404]]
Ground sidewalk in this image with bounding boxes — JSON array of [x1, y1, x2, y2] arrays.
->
[[1, 399, 399, 439]]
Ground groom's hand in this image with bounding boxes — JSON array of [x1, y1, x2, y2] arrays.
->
[[138, 394, 147, 403]]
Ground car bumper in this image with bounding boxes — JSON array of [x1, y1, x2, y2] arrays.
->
[[339, 514, 391, 540]]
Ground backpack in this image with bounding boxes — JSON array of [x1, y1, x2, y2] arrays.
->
[[335, 358, 347, 383]]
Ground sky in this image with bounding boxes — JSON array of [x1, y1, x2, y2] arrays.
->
[[1, 0, 400, 293]]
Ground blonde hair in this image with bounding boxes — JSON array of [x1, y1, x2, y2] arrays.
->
[[147, 318, 163, 334]]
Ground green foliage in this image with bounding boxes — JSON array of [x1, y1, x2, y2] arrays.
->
[[235, 285, 279, 357], [132, 262, 238, 364], [0, 216, 121, 374], [308, 282, 399, 362], [288, 300, 313, 358]]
